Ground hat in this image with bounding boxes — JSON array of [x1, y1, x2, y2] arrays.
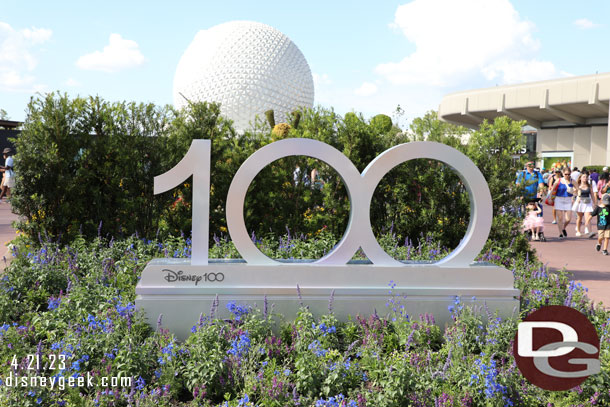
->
[[604, 166, 609, 172], [603, 194, 610, 205], [2, 148, 11, 154]]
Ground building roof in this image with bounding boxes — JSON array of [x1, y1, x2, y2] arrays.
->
[[0, 120, 21, 130], [438, 72, 610, 129]]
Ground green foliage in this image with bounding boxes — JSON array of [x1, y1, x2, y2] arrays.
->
[[159, 98, 241, 237], [1, 233, 610, 406], [13, 95, 530, 265], [370, 114, 393, 133], [583, 165, 606, 174], [290, 110, 301, 129], [11, 93, 175, 240], [265, 109, 275, 128], [467, 116, 526, 215]]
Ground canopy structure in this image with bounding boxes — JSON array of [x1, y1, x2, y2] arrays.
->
[[438, 73, 610, 168]]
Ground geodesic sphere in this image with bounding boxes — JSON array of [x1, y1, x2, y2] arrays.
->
[[173, 21, 314, 132]]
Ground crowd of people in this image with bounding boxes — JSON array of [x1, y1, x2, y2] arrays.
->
[[517, 162, 610, 255]]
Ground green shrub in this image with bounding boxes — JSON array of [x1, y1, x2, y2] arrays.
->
[[12, 96, 531, 266], [12, 93, 173, 241], [1, 232, 610, 406]]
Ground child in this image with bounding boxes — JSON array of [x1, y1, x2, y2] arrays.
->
[[592, 194, 610, 255], [523, 200, 545, 241]]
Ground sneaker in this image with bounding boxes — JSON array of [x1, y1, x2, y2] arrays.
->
[[552, 220, 557, 224], [596, 244, 602, 251], [585, 227, 590, 234], [563, 229, 567, 237], [603, 250, 609, 256], [539, 233, 546, 242], [575, 231, 582, 237], [589, 232, 597, 239]]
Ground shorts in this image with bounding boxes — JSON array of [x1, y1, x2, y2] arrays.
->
[[2, 177, 14, 188], [599, 230, 610, 239]]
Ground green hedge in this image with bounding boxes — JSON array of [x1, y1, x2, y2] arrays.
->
[[12, 94, 531, 258]]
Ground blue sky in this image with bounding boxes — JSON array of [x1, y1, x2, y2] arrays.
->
[[1, 0, 609, 126]]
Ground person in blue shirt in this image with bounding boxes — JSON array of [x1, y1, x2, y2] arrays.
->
[[516, 161, 544, 202]]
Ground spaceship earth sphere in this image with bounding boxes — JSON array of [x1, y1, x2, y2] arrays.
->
[[173, 21, 314, 132]]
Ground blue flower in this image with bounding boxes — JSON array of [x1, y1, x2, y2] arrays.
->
[[313, 322, 337, 337], [308, 340, 328, 357], [470, 358, 508, 399], [227, 332, 251, 358], [115, 301, 135, 317], [238, 394, 250, 406], [47, 297, 61, 311], [315, 394, 347, 407], [226, 302, 249, 321], [86, 314, 98, 329], [135, 376, 145, 390]]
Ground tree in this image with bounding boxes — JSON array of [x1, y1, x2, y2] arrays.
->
[[467, 116, 532, 257]]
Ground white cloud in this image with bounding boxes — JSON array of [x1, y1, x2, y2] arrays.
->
[[76, 34, 145, 73], [376, 0, 559, 86], [482, 59, 563, 84], [354, 82, 378, 96], [573, 18, 599, 30], [0, 22, 51, 91], [65, 78, 81, 87], [313, 73, 332, 86]]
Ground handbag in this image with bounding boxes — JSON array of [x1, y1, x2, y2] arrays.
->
[[545, 181, 559, 206], [577, 189, 592, 204]]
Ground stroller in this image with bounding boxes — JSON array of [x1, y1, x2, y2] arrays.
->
[[524, 198, 546, 242]]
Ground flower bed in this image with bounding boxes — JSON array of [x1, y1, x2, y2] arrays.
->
[[0, 233, 608, 406]]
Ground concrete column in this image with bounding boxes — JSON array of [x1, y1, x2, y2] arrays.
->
[[607, 108, 610, 166]]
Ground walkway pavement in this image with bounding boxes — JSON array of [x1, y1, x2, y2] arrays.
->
[[0, 202, 18, 268], [530, 203, 610, 308]]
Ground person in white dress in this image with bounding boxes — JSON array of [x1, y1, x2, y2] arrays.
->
[[572, 173, 597, 237], [0, 148, 14, 201]]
